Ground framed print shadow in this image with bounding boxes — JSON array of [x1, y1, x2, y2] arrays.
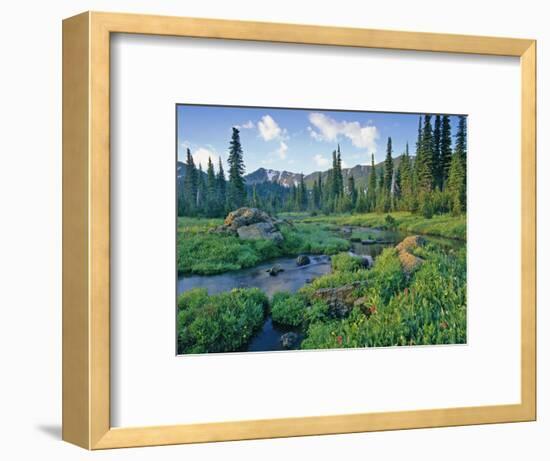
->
[[62, 11, 536, 450]]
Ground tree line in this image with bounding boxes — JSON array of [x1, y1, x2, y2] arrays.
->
[[178, 115, 467, 218]]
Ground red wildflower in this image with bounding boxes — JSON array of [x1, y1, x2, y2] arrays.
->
[[368, 305, 377, 315], [337, 335, 343, 345]]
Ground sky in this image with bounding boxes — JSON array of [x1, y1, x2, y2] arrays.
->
[[177, 104, 461, 176]]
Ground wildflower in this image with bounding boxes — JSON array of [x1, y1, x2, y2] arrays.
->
[[440, 321, 449, 330], [368, 305, 377, 315], [337, 335, 343, 345]]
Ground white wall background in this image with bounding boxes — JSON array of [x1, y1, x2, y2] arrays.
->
[[0, 0, 547, 459]]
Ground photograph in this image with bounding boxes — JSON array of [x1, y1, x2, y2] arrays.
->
[[176, 104, 467, 354]]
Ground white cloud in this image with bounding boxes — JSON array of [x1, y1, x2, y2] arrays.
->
[[276, 141, 288, 160], [313, 154, 330, 168], [308, 112, 379, 151], [258, 114, 283, 141], [235, 120, 254, 129], [192, 147, 217, 170]]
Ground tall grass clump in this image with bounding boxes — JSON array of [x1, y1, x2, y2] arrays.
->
[[177, 288, 268, 354], [271, 292, 307, 327]]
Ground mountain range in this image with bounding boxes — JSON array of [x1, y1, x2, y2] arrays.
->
[[177, 155, 410, 190], [244, 155, 408, 190]]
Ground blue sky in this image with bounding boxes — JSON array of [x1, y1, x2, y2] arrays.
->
[[177, 105, 460, 175]]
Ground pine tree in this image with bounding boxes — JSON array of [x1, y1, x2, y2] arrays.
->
[[182, 148, 198, 215], [311, 180, 318, 210], [331, 150, 339, 198], [290, 184, 298, 211], [447, 151, 466, 215], [336, 144, 344, 196], [316, 173, 323, 209], [394, 167, 401, 201], [227, 127, 246, 210], [455, 115, 467, 175], [206, 157, 217, 217], [384, 137, 393, 193], [366, 153, 377, 212], [298, 173, 308, 211], [433, 115, 442, 190], [440, 115, 453, 186], [399, 142, 413, 209], [415, 116, 423, 164], [355, 188, 368, 213], [216, 157, 226, 215], [416, 115, 434, 192], [347, 174, 357, 208], [377, 165, 389, 212], [196, 163, 207, 213], [251, 185, 260, 208], [446, 116, 467, 214]]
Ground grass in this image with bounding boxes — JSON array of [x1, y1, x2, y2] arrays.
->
[[301, 212, 466, 240], [177, 218, 349, 275]]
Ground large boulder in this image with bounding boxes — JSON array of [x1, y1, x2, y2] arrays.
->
[[296, 255, 311, 266], [311, 281, 363, 318], [219, 207, 284, 242], [237, 222, 283, 242], [266, 264, 284, 276], [396, 235, 426, 274], [359, 254, 373, 268], [224, 207, 272, 230], [396, 235, 426, 253], [280, 332, 300, 350]]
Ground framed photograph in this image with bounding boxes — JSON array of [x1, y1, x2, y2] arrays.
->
[[62, 12, 536, 449]]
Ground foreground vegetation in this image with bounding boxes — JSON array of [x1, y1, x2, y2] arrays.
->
[[177, 238, 467, 353]]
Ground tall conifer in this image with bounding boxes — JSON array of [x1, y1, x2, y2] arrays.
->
[[440, 115, 453, 185], [384, 137, 393, 193], [433, 115, 442, 190], [227, 127, 246, 209]]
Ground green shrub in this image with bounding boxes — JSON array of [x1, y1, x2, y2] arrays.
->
[[299, 269, 369, 299], [364, 248, 406, 303], [271, 292, 306, 327], [303, 300, 331, 325], [177, 288, 268, 354], [419, 193, 434, 219], [331, 253, 364, 272]]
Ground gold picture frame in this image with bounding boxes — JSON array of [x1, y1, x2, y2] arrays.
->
[[62, 11, 537, 449]]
